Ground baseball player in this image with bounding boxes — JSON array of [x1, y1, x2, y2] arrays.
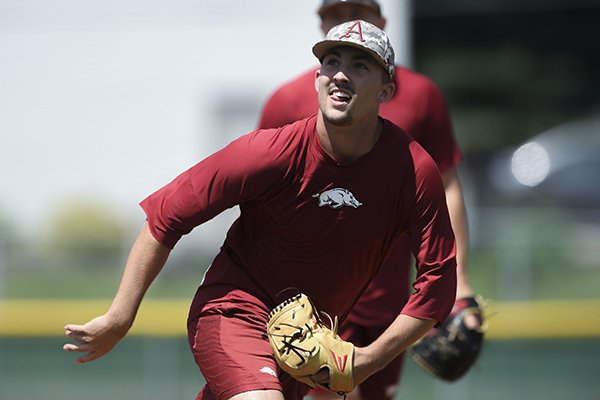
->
[[258, 1, 480, 399], [63, 20, 457, 400]]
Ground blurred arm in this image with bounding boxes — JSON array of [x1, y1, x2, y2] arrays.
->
[[441, 167, 472, 298]]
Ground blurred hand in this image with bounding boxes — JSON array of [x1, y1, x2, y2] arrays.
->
[[456, 294, 484, 331], [464, 312, 483, 330], [63, 314, 129, 364]]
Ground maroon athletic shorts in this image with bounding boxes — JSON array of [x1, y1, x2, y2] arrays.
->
[[187, 294, 311, 400]]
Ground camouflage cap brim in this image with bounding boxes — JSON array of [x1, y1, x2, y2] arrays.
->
[[312, 19, 395, 79], [312, 40, 390, 78]]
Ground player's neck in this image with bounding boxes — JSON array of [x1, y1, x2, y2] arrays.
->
[[316, 113, 382, 165]]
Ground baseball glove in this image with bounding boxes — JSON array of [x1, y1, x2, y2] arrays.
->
[[410, 296, 485, 381], [265, 293, 355, 395]]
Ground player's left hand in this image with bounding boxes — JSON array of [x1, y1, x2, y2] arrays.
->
[[63, 314, 129, 364], [266, 293, 355, 394]]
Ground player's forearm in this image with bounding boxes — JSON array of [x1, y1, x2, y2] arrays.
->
[[353, 314, 436, 384], [442, 168, 472, 298], [106, 222, 171, 330]]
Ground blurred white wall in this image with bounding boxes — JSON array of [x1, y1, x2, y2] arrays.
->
[[0, 0, 409, 243]]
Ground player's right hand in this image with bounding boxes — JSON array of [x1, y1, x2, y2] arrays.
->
[[63, 314, 129, 364]]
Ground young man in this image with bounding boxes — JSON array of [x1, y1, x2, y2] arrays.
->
[[63, 20, 457, 400], [258, 2, 479, 399]]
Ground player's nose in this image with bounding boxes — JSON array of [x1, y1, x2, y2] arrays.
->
[[332, 68, 350, 84]]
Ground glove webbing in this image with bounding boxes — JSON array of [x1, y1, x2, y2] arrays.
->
[[269, 321, 317, 367]]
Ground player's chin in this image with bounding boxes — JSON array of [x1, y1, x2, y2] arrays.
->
[[323, 110, 353, 126]]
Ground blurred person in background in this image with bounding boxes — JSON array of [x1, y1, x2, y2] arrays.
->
[[258, 1, 481, 399], [63, 20, 458, 400]]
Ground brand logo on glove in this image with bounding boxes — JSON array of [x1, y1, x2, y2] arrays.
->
[[330, 350, 348, 372]]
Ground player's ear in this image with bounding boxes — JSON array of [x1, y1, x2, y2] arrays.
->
[[378, 82, 395, 103], [314, 69, 321, 93]]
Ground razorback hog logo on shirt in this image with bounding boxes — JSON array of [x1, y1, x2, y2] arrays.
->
[[312, 188, 362, 209]]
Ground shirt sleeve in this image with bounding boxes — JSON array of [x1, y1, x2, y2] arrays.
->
[[401, 141, 457, 324], [257, 69, 318, 130], [257, 87, 297, 130], [415, 80, 462, 173], [140, 129, 287, 249]]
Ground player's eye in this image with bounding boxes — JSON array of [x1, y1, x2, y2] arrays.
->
[[323, 57, 340, 67]]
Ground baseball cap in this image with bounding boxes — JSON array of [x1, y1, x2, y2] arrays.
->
[[317, 0, 381, 18], [312, 19, 395, 79]]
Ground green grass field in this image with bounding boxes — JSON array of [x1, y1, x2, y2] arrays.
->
[[1, 337, 599, 400]]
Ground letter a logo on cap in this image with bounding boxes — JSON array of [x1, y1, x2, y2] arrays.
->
[[340, 20, 365, 42]]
